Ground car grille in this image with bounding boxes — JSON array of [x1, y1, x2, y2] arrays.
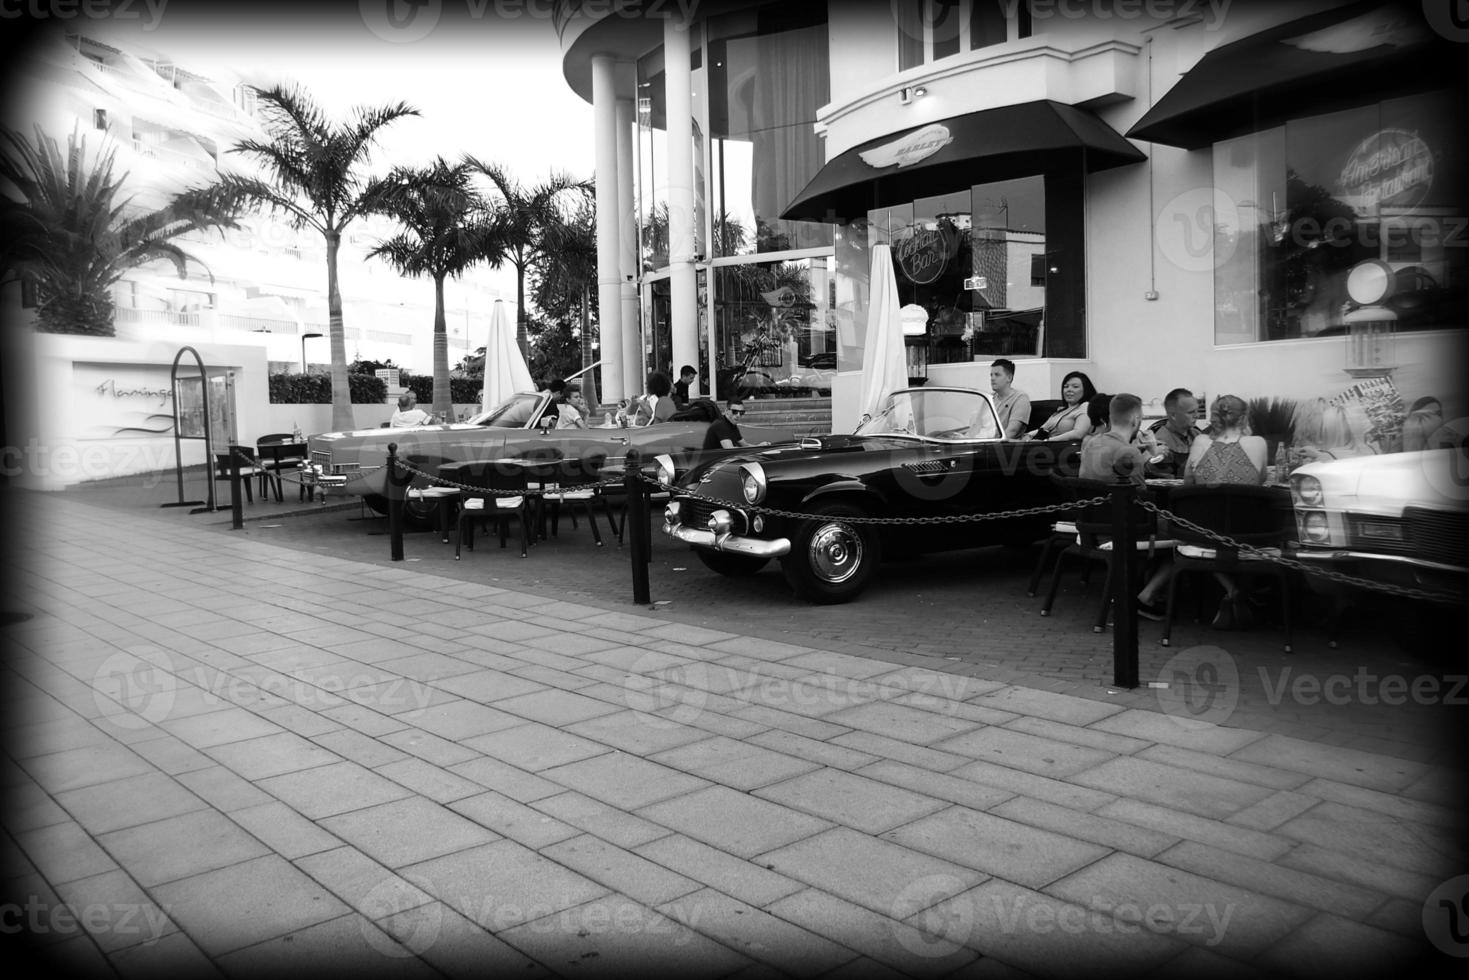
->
[[1345, 509, 1469, 567], [679, 497, 748, 535]]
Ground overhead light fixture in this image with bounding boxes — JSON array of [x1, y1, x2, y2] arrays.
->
[[898, 85, 927, 104]]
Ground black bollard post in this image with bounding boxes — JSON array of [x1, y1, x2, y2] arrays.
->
[[229, 445, 245, 530], [625, 449, 650, 605], [386, 443, 404, 562], [1110, 480, 1139, 688]]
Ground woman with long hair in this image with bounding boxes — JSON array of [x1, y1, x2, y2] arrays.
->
[[1184, 394, 1268, 486], [1027, 371, 1096, 442]]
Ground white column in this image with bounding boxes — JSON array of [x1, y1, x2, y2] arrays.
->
[[592, 54, 625, 403], [616, 97, 641, 398], [663, 17, 698, 386]]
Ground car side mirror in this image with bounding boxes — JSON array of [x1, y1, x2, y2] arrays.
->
[[538, 416, 555, 433]]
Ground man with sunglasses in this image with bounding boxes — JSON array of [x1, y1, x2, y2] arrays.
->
[[703, 395, 751, 450]]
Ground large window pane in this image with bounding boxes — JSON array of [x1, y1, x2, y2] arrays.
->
[[713, 258, 831, 394]]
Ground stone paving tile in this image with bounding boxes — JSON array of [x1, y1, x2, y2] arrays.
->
[[429, 667, 547, 703], [745, 730, 880, 772], [540, 834, 702, 907], [107, 929, 221, 980], [394, 699, 524, 740], [254, 702, 345, 739], [445, 754, 565, 803], [851, 760, 1016, 813], [1089, 711, 1268, 755], [213, 911, 439, 978], [1000, 715, 1152, 756], [1094, 799, 1293, 862], [53, 770, 209, 836], [2, 781, 71, 835], [633, 833, 805, 908], [372, 757, 485, 804], [531, 791, 674, 851], [1272, 800, 1460, 877], [990, 796, 1180, 859], [637, 786, 834, 859], [202, 731, 341, 781], [461, 721, 612, 772], [1154, 841, 1385, 920], [820, 701, 980, 746], [319, 796, 497, 868], [404, 838, 609, 930], [125, 733, 218, 776], [15, 820, 119, 885], [648, 736, 821, 791], [828, 731, 974, 773], [919, 877, 1186, 976], [379, 727, 480, 767], [1229, 736, 1430, 794], [1135, 743, 1313, 792], [540, 752, 711, 810], [1296, 776, 1462, 830], [968, 686, 1125, 727], [374, 651, 484, 682], [753, 767, 950, 835], [498, 892, 754, 978], [51, 867, 178, 952], [256, 761, 415, 820], [97, 808, 271, 887], [229, 801, 342, 860], [174, 766, 275, 812], [1068, 757, 1275, 820], [448, 790, 581, 849], [311, 728, 411, 768], [1252, 911, 1428, 979], [293, 845, 435, 917], [1045, 852, 1313, 961], [151, 854, 352, 957], [658, 886, 861, 976], [1363, 896, 1424, 939], [374, 901, 549, 977], [20, 742, 156, 795], [320, 703, 411, 738], [763, 887, 980, 975], [759, 826, 985, 917], [160, 707, 286, 749], [1224, 791, 1323, 833], [949, 759, 1117, 811], [491, 688, 624, 727], [931, 727, 1115, 779], [883, 806, 1109, 890]]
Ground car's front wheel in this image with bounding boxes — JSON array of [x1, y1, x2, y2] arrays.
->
[[782, 501, 881, 604], [695, 550, 770, 577]]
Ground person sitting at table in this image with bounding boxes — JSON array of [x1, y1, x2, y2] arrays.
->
[[555, 384, 589, 429], [1146, 388, 1202, 478], [1080, 393, 1112, 447], [1027, 371, 1095, 442], [1290, 398, 1377, 464], [390, 392, 433, 427], [633, 371, 676, 425], [673, 365, 698, 408], [1079, 393, 1172, 620], [988, 358, 1031, 439], [1400, 396, 1457, 452], [1182, 394, 1270, 629]]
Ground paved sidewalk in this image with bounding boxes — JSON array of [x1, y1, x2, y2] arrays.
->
[[3, 490, 1466, 977]]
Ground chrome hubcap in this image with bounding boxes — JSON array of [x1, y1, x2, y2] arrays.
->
[[808, 522, 862, 583]]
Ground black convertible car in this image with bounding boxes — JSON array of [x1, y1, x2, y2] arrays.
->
[[661, 387, 1079, 603]]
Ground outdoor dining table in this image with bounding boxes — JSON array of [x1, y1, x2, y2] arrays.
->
[[256, 439, 307, 502]]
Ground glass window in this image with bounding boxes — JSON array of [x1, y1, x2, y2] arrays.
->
[[895, 0, 1014, 70], [1214, 90, 1466, 344], [712, 257, 833, 395]]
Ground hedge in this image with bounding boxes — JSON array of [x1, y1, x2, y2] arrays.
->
[[402, 374, 483, 404], [268, 373, 387, 404]]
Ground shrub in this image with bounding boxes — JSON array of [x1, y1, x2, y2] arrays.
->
[[401, 373, 483, 404], [268, 373, 387, 404]]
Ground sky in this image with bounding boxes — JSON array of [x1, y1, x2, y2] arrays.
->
[[12, 0, 600, 307]]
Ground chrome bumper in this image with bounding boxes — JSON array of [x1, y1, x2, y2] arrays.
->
[[662, 503, 791, 559], [1290, 547, 1468, 576]]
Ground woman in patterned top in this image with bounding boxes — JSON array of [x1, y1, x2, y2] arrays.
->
[[1183, 394, 1267, 486]]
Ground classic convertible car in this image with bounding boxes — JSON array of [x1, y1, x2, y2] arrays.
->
[[661, 387, 1078, 603], [301, 389, 791, 525], [1288, 447, 1468, 597]]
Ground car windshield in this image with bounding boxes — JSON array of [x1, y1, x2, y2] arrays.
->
[[464, 392, 543, 428], [855, 389, 1000, 441]]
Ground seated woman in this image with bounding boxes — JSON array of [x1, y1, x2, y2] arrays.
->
[[555, 384, 589, 429], [1182, 394, 1270, 629], [633, 371, 677, 426], [1027, 371, 1096, 442], [1290, 399, 1377, 465], [1399, 396, 1458, 452], [1080, 393, 1112, 446]]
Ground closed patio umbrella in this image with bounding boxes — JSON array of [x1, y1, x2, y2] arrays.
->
[[481, 300, 534, 413], [856, 243, 908, 425]]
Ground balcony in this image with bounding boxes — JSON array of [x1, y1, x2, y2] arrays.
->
[[115, 308, 200, 327]]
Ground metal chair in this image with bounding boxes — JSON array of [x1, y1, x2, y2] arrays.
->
[[524, 451, 614, 548], [438, 460, 534, 560], [1040, 476, 1174, 632], [212, 450, 265, 505], [1159, 484, 1295, 653], [255, 433, 306, 502]]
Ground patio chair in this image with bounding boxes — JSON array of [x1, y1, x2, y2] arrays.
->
[[438, 460, 534, 560], [212, 449, 266, 506], [524, 451, 615, 548], [1040, 476, 1175, 632], [256, 433, 307, 502], [1159, 484, 1295, 653]]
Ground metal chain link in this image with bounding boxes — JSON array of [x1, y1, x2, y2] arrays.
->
[[1136, 497, 1461, 605], [394, 458, 624, 497]]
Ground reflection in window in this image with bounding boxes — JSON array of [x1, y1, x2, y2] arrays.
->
[[1214, 90, 1466, 344], [713, 258, 834, 394]]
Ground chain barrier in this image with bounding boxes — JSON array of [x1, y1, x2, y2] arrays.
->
[[1136, 497, 1461, 605]]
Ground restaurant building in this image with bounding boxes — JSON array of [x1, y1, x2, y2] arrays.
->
[[555, 0, 1464, 429]]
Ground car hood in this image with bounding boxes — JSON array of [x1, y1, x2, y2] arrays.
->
[[682, 433, 940, 482], [313, 422, 479, 443], [1294, 448, 1468, 515]]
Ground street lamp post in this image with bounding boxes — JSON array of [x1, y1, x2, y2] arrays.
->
[[301, 332, 323, 373]]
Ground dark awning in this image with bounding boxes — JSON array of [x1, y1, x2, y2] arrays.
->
[[780, 100, 1144, 222], [1127, 2, 1455, 149]]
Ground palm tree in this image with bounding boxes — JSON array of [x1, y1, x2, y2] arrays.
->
[[0, 125, 241, 336], [465, 158, 589, 356], [535, 199, 599, 407], [366, 158, 499, 418], [203, 85, 417, 432]]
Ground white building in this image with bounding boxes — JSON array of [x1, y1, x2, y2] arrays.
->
[[557, 0, 1464, 430]]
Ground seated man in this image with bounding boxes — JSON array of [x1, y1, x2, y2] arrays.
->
[[390, 392, 433, 427], [1146, 387, 1201, 477], [672, 365, 698, 408], [988, 358, 1031, 439], [703, 395, 750, 449]]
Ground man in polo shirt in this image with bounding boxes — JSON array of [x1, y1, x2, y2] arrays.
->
[[703, 395, 750, 450], [1147, 387, 1201, 477], [988, 358, 1031, 439]]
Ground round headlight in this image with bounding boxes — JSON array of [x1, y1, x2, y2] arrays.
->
[[739, 462, 767, 505], [654, 454, 675, 487], [1293, 475, 1323, 507], [1302, 511, 1329, 544]]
